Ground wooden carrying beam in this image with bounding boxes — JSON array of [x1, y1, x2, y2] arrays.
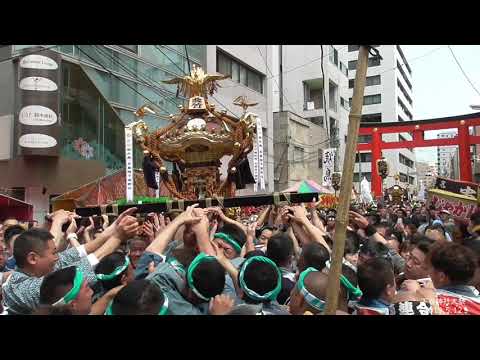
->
[[74, 192, 320, 217]]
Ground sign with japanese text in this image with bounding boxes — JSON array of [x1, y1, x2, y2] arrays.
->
[[428, 189, 478, 219], [322, 148, 336, 187], [125, 127, 134, 202]]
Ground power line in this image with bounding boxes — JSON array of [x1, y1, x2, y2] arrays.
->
[[92, 45, 181, 110], [447, 45, 480, 97], [221, 45, 348, 89], [76, 45, 172, 119], [0, 45, 59, 65], [256, 46, 297, 114]]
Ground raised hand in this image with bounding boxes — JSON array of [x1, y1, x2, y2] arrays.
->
[[114, 215, 139, 242], [175, 204, 203, 226], [348, 211, 369, 229], [209, 294, 235, 315]]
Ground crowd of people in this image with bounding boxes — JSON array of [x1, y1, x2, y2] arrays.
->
[[1, 198, 480, 315]]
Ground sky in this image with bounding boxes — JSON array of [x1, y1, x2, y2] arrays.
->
[[401, 45, 480, 164]]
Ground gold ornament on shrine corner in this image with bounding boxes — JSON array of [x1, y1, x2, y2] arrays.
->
[[376, 158, 389, 180], [128, 65, 258, 200]]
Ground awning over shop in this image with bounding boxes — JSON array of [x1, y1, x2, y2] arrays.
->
[[51, 169, 170, 211], [0, 194, 33, 222], [283, 179, 334, 194]]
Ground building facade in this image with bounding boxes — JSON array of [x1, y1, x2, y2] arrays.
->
[[271, 45, 351, 190], [347, 45, 416, 190], [205, 45, 274, 194], [436, 131, 458, 178], [0, 45, 272, 221]]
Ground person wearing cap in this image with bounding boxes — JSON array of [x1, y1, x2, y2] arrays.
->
[[236, 255, 289, 315]]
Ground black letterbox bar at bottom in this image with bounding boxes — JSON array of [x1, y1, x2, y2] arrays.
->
[[75, 192, 321, 217]]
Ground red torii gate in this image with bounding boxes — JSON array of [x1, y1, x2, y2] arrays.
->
[[357, 112, 480, 197]]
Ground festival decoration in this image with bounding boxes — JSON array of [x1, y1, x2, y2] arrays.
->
[[128, 65, 257, 200]]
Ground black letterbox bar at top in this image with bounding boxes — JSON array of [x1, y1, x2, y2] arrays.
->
[[74, 192, 320, 217]]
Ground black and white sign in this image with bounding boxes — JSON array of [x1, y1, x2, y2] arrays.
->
[[125, 127, 134, 202], [20, 54, 58, 70], [322, 148, 336, 187], [19, 77, 58, 91], [19, 105, 57, 126], [18, 133, 57, 148]]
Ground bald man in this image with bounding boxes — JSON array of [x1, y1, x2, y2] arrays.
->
[[288, 270, 349, 315]]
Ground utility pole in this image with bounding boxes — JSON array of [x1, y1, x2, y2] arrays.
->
[[323, 45, 372, 315], [279, 45, 284, 112]]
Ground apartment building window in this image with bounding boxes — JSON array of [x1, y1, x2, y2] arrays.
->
[[339, 62, 348, 77], [304, 81, 323, 110], [216, 50, 264, 94], [307, 116, 324, 127], [340, 97, 349, 111], [396, 45, 412, 75], [397, 97, 412, 119], [409, 176, 415, 185], [399, 153, 414, 168], [349, 75, 381, 89], [363, 94, 381, 105], [348, 57, 381, 70], [361, 113, 382, 123], [397, 79, 412, 105], [329, 81, 338, 111], [356, 153, 372, 162], [354, 172, 372, 182], [399, 173, 408, 183], [358, 135, 372, 143], [328, 45, 339, 66], [294, 146, 305, 163], [396, 61, 412, 89]]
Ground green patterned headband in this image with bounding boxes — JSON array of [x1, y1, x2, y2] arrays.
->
[[214, 232, 242, 254], [52, 268, 84, 307], [239, 256, 282, 302], [325, 260, 362, 300], [96, 256, 130, 281], [187, 252, 218, 302], [297, 267, 325, 312], [106, 294, 169, 315]]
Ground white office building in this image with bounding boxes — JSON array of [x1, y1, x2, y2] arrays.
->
[[206, 45, 274, 194], [270, 45, 351, 189], [347, 45, 416, 190]]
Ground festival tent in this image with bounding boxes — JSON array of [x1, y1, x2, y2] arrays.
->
[[51, 169, 170, 211], [0, 194, 33, 221], [283, 179, 334, 194]]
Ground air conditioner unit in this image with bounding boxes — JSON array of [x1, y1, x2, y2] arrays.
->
[[306, 101, 315, 110]]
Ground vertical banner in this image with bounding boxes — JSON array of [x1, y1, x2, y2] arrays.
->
[[253, 143, 258, 192], [155, 171, 160, 198], [322, 148, 336, 187], [124, 127, 134, 202], [16, 47, 62, 156], [256, 117, 265, 190]]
